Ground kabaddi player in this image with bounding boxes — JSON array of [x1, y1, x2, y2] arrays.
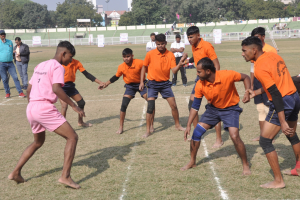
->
[[242, 36, 300, 188], [8, 41, 84, 189], [181, 57, 251, 176], [186, 26, 223, 148], [250, 27, 278, 141], [60, 59, 104, 127], [101, 48, 154, 134], [139, 33, 186, 138]]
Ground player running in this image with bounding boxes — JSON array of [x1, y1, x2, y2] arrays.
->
[[242, 36, 300, 188], [101, 48, 154, 134], [8, 41, 84, 189], [139, 33, 186, 138], [181, 57, 251, 176], [186, 26, 223, 148], [59, 59, 104, 127]]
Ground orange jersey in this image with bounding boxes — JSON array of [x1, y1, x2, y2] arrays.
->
[[194, 70, 241, 109], [143, 48, 176, 82], [192, 38, 218, 65], [251, 43, 277, 64], [62, 59, 86, 83], [254, 52, 296, 101], [116, 59, 144, 84]]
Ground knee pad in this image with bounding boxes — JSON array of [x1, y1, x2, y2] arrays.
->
[[191, 124, 207, 142], [259, 136, 275, 154], [77, 98, 85, 109], [257, 104, 267, 121], [188, 100, 193, 111], [147, 100, 155, 114], [286, 133, 300, 146], [120, 97, 131, 112]]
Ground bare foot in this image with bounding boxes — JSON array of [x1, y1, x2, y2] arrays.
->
[[150, 126, 154, 133], [180, 162, 196, 171], [260, 180, 285, 189], [116, 127, 123, 134], [212, 141, 224, 148], [8, 172, 25, 183], [242, 166, 251, 176], [78, 122, 92, 127], [251, 136, 260, 141], [58, 177, 81, 189], [283, 168, 300, 176], [175, 126, 186, 131]]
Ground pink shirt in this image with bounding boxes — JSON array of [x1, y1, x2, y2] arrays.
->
[[29, 59, 65, 103]]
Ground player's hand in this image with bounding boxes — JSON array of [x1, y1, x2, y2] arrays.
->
[[184, 126, 191, 141], [72, 105, 85, 118], [281, 121, 294, 136], [242, 91, 250, 103], [179, 53, 188, 67], [139, 82, 144, 91], [247, 89, 256, 99], [13, 50, 16, 53]]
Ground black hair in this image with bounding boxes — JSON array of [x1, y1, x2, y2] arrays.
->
[[176, 34, 181, 39], [197, 57, 216, 73], [241, 36, 263, 50], [187, 26, 199, 36], [57, 41, 76, 56], [251, 27, 265, 37], [155, 33, 166, 42], [15, 37, 21, 41], [150, 33, 155, 37], [122, 48, 133, 56]]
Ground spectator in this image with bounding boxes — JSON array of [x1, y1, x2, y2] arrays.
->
[[170, 34, 187, 86], [14, 37, 30, 90], [0, 30, 25, 98], [146, 33, 156, 52]]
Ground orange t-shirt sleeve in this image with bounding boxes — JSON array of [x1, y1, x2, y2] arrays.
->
[[170, 54, 177, 69], [256, 65, 275, 90], [206, 44, 218, 61], [115, 64, 124, 77], [194, 81, 203, 98], [77, 61, 86, 72], [230, 70, 242, 82], [143, 53, 150, 67]]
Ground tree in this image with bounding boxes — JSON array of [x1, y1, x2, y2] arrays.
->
[[22, 2, 49, 29], [119, 12, 134, 26], [92, 13, 103, 27], [13, 0, 32, 6], [0, 0, 23, 29], [55, 0, 97, 27]]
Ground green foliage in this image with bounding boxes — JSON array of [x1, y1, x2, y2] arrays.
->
[[22, 2, 49, 29], [13, 0, 32, 6], [119, 12, 134, 26], [0, 0, 23, 29]]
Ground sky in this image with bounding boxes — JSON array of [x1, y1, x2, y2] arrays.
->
[[31, 0, 129, 11]]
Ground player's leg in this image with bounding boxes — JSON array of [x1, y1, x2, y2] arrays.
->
[[8, 131, 45, 183], [180, 66, 187, 86], [227, 127, 251, 175], [54, 121, 80, 189], [189, 93, 199, 128], [213, 122, 223, 148], [165, 97, 185, 131], [59, 98, 69, 117], [259, 121, 284, 188], [142, 93, 154, 133], [117, 95, 133, 134], [144, 97, 156, 138], [181, 122, 211, 171], [252, 103, 267, 141], [71, 93, 91, 127]]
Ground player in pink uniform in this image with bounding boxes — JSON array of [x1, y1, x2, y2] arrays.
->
[[8, 41, 84, 189]]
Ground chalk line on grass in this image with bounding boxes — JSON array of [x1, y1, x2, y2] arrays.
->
[[119, 102, 147, 200], [185, 97, 228, 200]]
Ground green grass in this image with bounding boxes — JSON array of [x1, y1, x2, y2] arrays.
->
[[1, 38, 300, 199]]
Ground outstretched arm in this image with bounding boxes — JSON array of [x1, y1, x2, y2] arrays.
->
[[139, 66, 147, 91], [26, 84, 32, 102], [212, 58, 220, 71], [171, 53, 188, 74], [52, 83, 85, 117], [240, 73, 251, 103], [101, 75, 120, 89]]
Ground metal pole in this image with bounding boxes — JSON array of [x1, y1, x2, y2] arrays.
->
[[48, 30, 50, 47]]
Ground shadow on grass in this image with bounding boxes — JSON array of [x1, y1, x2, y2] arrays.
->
[[27, 141, 145, 184]]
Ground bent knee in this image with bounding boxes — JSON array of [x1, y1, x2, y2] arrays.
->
[[33, 140, 44, 148]]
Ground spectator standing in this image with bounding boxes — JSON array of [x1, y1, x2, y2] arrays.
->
[[0, 30, 25, 98], [170, 34, 187, 86], [146, 33, 156, 52], [14, 37, 30, 90]]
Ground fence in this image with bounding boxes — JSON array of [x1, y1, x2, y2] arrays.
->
[[21, 30, 300, 47]]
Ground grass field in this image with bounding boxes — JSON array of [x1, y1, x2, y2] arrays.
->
[[1, 39, 300, 199]]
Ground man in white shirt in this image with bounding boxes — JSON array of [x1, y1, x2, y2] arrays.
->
[[171, 34, 187, 86], [146, 33, 156, 52]]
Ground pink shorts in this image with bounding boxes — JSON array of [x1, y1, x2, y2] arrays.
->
[[27, 101, 67, 134]]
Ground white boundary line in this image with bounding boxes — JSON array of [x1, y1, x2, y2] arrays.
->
[[185, 97, 228, 200], [119, 102, 147, 200]]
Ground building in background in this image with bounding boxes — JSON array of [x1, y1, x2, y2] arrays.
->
[[127, 0, 132, 11], [105, 10, 126, 27]]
